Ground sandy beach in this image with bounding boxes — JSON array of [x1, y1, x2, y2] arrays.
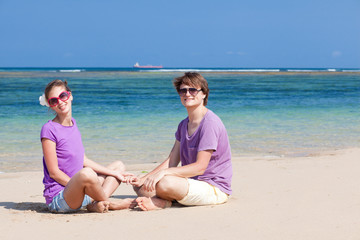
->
[[0, 148, 359, 240]]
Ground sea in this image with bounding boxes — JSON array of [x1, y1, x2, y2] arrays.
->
[[0, 67, 359, 173]]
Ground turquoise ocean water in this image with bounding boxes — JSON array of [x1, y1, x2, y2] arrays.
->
[[0, 68, 359, 172]]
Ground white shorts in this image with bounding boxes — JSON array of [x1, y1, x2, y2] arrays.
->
[[177, 178, 229, 206]]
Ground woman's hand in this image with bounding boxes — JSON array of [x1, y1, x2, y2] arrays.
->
[[113, 171, 134, 182]]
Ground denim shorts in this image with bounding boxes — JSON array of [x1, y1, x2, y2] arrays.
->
[[48, 190, 92, 213]]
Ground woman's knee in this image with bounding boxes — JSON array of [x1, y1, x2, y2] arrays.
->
[[77, 167, 98, 184], [110, 161, 125, 172]]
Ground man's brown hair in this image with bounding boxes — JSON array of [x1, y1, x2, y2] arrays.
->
[[173, 72, 209, 106]]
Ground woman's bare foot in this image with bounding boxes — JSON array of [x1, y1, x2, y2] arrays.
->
[[87, 201, 110, 213], [109, 198, 138, 210], [136, 197, 172, 211]]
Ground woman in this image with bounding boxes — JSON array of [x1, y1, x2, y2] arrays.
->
[[130, 72, 232, 211], [39, 79, 135, 213]]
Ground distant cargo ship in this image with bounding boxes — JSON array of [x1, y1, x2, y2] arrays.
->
[[133, 62, 163, 69]]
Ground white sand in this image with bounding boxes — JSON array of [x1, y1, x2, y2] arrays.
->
[[0, 148, 359, 240]]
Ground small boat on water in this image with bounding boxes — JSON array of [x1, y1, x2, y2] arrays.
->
[[133, 62, 163, 69]]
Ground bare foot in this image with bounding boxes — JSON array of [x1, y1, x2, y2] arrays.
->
[[136, 197, 172, 211], [133, 185, 156, 198], [109, 198, 138, 210], [87, 201, 109, 213]]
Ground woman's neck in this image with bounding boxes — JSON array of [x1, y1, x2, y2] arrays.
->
[[53, 114, 73, 126]]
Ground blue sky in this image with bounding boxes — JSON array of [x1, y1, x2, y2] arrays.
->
[[0, 0, 359, 68]]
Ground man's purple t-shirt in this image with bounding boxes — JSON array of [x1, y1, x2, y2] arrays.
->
[[40, 118, 85, 204], [175, 110, 232, 195]]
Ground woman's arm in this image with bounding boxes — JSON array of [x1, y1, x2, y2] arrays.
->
[[83, 155, 130, 181], [42, 138, 71, 186]]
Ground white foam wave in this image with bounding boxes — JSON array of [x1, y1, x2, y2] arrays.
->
[[59, 69, 83, 72], [286, 69, 342, 72]]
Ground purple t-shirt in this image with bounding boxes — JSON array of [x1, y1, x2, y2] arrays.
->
[[175, 110, 232, 195], [40, 118, 85, 204]]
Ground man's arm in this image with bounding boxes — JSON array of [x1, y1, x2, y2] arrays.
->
[[130, 140, 181, 187], [141, 149, 213, 192]]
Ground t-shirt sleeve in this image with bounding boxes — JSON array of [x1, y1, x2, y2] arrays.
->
[[40, 123, 56, 143], [198, 120, 219, 152]]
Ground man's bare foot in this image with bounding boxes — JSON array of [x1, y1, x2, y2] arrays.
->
[[136, 197, 172, 211], [109, 198, 138, 210], [87, 201, 109, 213], [133, 185, 156, 198]]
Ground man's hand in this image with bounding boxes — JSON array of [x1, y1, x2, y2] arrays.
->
[[142, 170, 165, 192]]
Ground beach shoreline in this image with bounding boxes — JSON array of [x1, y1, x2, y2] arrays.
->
[[1, 147, 359, 240]]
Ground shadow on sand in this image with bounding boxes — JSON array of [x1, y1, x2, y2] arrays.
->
[[0, 201, 48, 213], [0, 195, 140, 214]]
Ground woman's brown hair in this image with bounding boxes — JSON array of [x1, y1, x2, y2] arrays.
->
[[44, 79, 71, 100]]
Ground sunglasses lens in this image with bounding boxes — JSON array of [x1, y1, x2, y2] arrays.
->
[[59, 91, 70, 100], [188, 88, 198, 95], [178, 88, 201, 96], [179, 89, 187, 96], [48, 98, 59, 106], [48, 92, 70, 107]]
